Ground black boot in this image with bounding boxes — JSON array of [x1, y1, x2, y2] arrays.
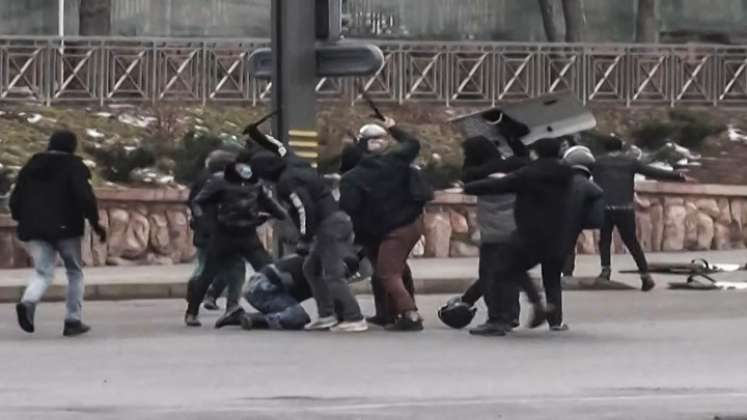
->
[[240, 312, 269, 331], [184, 312, 201, 327], [215, 306, 245, 329], [528, 304, 549, 329], [63, 320, 91, 337], [641, 273, 656, 292], [16, 302, 35, 333], [385, 311, 423, 332], [202, 295, 220, 311], [469, 321, 508, 337]]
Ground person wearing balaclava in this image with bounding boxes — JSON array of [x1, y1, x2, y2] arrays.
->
[[247, 126, 368, 333], [187, 149, 246, 312], [185, 152, 287, 328], [11, 130, 106, 337], [462, 138, 575, 336]]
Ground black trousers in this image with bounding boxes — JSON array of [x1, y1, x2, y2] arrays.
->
[[479, 243, 521, 324], [599, 209, 648, 272], [186, 230, 271, 316], [483, 234, 567, 326]]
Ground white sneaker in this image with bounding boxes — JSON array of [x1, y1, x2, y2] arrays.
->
[[304, 316, 339, 331], [330, 319, 368, 333]]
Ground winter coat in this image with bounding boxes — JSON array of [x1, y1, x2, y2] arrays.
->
[[464, 158, 574, 259], [592, 153, 685, 209], [339, 126, 425, 245], [246, 130, 339, 243], [461, 136, 528, 244], [10, 151, 99, 242], [192, 169, 286, 235]]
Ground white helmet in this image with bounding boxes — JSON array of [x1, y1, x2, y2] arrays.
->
[[358, 124, 388, 140]]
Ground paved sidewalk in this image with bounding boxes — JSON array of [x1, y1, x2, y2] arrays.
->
[[1, 250, 745, 302]]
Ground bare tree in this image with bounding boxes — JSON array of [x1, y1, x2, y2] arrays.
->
[[562, 0, 585, 42], [636, 0, 658, 43], [538, 0, 561, 42], [79, 0, 111, 36]]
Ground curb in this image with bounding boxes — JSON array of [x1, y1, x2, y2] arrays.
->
[[0, 278, 477, 304], [0, 276, 641, 304]]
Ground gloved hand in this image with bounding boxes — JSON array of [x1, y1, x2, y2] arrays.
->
[[295, 241, 311, 256], [93, 223, 107, 243]]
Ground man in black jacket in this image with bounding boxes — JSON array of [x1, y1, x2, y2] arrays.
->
[[462, 138, 575, 335], [340, 117, 427, 331], [339, 125, 417, 328], [247, 125, 368, 333], [185, 152, 287, 327], [187, 149, 245, 312], [10, 131, 106, 337], [593, 137, 692, 291]]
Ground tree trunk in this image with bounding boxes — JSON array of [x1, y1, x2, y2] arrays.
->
[[636, 0, 658, 43], [79, 0, 111, 36], [562, 0, 585, 42], [538, 0, 561, 42]]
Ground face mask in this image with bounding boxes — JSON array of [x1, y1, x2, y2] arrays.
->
[[236, 163, 253, 180]]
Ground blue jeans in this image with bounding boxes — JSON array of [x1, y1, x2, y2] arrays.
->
[[22, 237, 84, 322], [245, 273, 310, 330]]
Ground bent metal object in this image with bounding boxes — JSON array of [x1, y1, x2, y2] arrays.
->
[[619, 259, 747, 290]]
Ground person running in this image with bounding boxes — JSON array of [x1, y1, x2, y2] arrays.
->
[[592, 137, 693, 291], [10, 130, 106, 337]]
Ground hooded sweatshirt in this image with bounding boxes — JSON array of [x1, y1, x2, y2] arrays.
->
[[461, 136, 527, 244], [247, 132, 339, 243], [10, 151, 99, 242]]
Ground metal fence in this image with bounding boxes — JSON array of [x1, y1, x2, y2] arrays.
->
[[2, 36, 747, 107]]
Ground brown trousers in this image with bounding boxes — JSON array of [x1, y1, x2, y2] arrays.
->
[[368, 217, 424, 317]]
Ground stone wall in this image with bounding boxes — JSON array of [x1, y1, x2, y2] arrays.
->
[[3, 182, 747, 268], [419, 182, 747, 258]]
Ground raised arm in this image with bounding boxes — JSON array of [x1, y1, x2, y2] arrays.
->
[[635, 161, 686, 182]]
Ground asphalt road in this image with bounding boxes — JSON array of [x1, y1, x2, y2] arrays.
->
[[1, 291, 746, 420]]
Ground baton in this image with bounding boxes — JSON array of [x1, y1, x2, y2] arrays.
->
[[254, 109, 280, 126], [356, 82, 386, 121]]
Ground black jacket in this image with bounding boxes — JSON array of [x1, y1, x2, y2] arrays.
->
[[592, 153, 685, 209], [247, 127, 338, 242], [339, 126, 424, 245], [192, 170, 286, 235], [188, 170, 218, 247], [464, 158, 574, 258], [562, 168, 604, 255], [10, 151, 99, 242]]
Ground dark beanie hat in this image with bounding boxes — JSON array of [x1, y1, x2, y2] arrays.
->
[[48, 130, 78, 154], [529, 138, 563, 158]]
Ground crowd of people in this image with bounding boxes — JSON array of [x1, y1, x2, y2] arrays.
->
[[8, 112, 693, 337]]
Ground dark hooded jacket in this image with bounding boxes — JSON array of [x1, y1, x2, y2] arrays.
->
[[562, 166, 604, 255], [593, 152, 685, 209], [10, 152, 99, 242], [188, 150, 238, 247], [464, 158, 574, 259], [191, 163, 286, 235], [247, 132, 338, 243], [461, 136, 527, 244], [339, 126, 424, 245]]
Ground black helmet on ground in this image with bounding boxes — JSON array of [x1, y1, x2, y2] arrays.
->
[[437, 297, 477, 329]]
